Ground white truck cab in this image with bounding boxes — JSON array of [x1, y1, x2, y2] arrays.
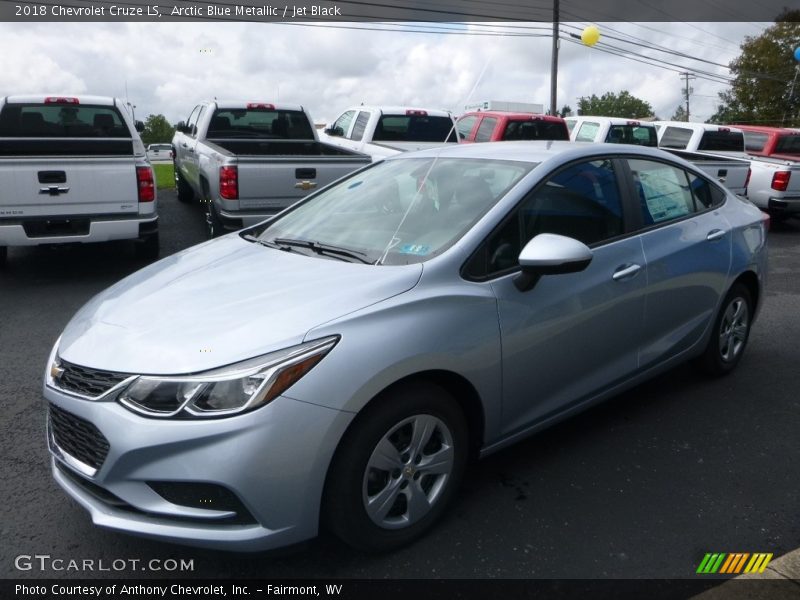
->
[[567, 116, 658, 146]]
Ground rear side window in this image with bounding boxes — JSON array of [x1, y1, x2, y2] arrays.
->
[[209, 108, 314, 139], [575, 122, 600, 142], [374, 115, 456, 143], [743, 132, 768, 152], [698, 130, 745, 152], [474, 117, 497, 142], [0, 103, 129, 138], [660, 126, 693, 149], [349, 111, 370, 141], [687, 172, 726, 209], [502, 120, 569, 141]]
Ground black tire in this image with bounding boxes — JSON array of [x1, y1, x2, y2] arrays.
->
[[175, 163, 194, 203], [695, 283, 753, 376], [206, 203, 224, 238], [323, 382, 468, 553], [134, 232, 160, 262]]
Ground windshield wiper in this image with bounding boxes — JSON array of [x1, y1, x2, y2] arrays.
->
[[271, 237, 372, 264], [241, 233, 285, 250]]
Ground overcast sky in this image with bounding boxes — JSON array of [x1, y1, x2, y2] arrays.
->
[[0, 21, 769, 125]]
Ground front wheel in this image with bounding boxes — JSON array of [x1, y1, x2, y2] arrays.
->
[[696, 283, 753, 376], [323, 382, 467, 553]]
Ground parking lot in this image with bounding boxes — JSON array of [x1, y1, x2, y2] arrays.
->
[[1, 191, 799, 579]]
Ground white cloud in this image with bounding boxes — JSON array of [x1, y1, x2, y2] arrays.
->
[[0, 21, 765, 125]]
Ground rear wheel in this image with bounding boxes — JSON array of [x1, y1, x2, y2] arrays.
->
[[206, 204, 224, 238], [175, 163, 194, 203], [323, 382, 467, 552], [696, 283, 753, 376]]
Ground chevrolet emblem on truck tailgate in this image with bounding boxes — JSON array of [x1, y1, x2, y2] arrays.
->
[[294, 181, 317, 191]]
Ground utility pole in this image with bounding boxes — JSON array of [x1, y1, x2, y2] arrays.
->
[[680, 72, 696, 121], [549, 0, 559, 116]]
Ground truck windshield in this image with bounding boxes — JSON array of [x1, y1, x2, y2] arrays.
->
[[252, 157, 532, 265], [698, 131, 745, 152], [775, 135, 800, 156], [373, 115, 457, 143], [0, 104, 128, 138], [208, 108, 315, 139], [606, 125, 658, 147]]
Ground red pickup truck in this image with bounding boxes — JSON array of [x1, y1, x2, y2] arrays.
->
[[457, 111, 570, 143], [734, 124, 800, 162]]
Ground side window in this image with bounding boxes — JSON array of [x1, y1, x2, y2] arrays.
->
[[474, 117, 498, 142], [688, 172, 726, 209], [456, 115, 478, 140], [629, 159, 696, 225], [660, 126, 692, 149], [575, 122, 600, 142], [743, 132, 768, 152], [330, 110, 355, 137], [349, 111, 370, 141], [465, 159, 624, 278], [186, 106, 201, 136]]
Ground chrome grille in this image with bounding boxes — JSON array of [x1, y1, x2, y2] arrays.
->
[[49, 404, 110, 471], [56, 359, 129, 398]]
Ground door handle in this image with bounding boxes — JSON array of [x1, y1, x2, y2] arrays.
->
[[612, 264, 641, 281], [181, 143, 188, 148], [706, 229, 726, 241]]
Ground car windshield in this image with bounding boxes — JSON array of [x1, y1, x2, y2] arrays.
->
[[251, 157, 533, 265]]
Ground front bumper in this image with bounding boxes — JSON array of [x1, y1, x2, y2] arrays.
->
[[45, 383, 353, 551]]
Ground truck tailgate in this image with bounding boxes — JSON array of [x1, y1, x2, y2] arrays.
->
[[236, 157, 370, 211], [0, 156, 139, 218]]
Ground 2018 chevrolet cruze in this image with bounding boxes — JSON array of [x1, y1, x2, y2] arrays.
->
[[45, 141, 768, 552]]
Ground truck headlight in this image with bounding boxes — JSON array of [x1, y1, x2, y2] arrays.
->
[[118, 336, 338, 418]]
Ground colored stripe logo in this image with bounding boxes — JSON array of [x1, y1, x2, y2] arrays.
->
[[696, 553, 773, 574]]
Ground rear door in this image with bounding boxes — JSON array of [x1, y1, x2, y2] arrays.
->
[[0, 100, 138, 217]]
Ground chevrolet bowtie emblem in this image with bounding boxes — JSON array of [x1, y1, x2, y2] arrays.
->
[[294, 180, 317, 191]]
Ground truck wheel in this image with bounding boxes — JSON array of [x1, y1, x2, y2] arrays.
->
[[135, 232, 160, 262], [175, 164, 194, 203], [206, 205, 224, 238], [323, 382, 467, 552]]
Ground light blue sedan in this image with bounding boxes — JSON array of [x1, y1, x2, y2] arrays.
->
[[44, 141, 768, 552]]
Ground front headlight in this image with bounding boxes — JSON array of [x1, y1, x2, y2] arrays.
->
[[118, 336, 338, 419]]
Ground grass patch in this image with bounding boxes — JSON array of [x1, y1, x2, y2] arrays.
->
[[152, 163, 175, 190]]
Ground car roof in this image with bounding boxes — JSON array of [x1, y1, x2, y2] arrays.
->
[[5, 95, 116, 106], [346, 106, 453, 118], [460, 111, 566, 122], [653, 121, 744, 133], [386, 140, 675, 165], [570, 116, 656, 126]]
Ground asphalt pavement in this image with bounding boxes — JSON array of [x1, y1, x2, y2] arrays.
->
[[1, 191, 799, 585]]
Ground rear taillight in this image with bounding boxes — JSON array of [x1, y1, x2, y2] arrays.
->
[[136, 167, 155, 202], [771, 170, 790, 192], [45, 97, 79, 104], [219, 166, 238, 200], [744, 167, 751, 191]]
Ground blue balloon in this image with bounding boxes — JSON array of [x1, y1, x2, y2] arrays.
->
[[795, 47, 800, 62]]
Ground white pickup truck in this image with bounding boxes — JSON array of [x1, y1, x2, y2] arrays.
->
[[319, 106, 458, 161], [172, 100, 372, 237], [566, 116, 659, 146], [0, 95, 158, 265], [654, 120, 799, 215]]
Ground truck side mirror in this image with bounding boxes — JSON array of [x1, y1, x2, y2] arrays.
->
[[176, 121, 187, 134], [325, 126, 343, 137], [135, 120, 145, 133]]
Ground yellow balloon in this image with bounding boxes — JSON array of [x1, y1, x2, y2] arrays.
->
[[581, 25, 600, 47]]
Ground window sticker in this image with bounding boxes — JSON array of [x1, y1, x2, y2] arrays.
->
[[399, 244, 431, 256], [639, 169, 691, 222]]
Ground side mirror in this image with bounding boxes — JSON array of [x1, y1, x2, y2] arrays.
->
[[325, 126, 343, 137], [175, 121, 187, 134], [135, 120, 145, 133], [513, 233, 593, 292]]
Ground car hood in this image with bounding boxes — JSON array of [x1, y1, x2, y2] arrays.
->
[[58, 236, 423, 375]]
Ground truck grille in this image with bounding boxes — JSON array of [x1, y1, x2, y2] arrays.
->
[[57, 359, 130, 398], [49, 404, 110, 471]]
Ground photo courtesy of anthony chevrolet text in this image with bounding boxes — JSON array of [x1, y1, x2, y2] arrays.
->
[[1, 0, 799, 598]]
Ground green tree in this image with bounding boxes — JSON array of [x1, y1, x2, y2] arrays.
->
[[140, 114, 175, 145], [708, 10, 800, 127], [577, 90, 653, 118], [558, 104, 573, 118], [671, 105, 689, 121]]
